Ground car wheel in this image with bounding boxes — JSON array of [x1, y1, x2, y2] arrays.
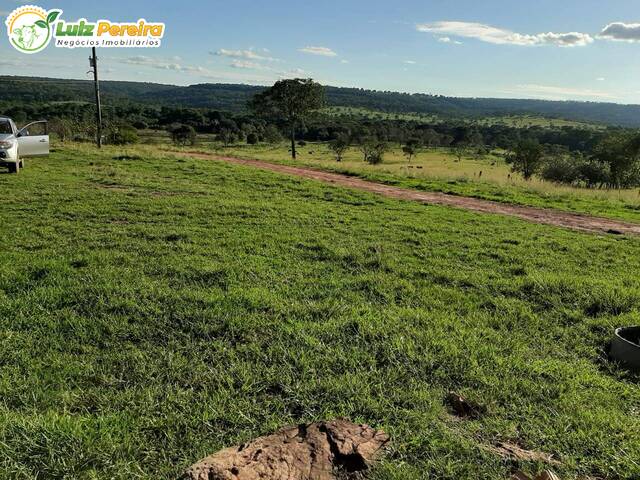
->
[[8, 162, 18, 174], [18, 159, 24, 169]]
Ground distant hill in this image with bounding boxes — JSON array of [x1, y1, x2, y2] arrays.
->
[[2, 75, 640, 127]]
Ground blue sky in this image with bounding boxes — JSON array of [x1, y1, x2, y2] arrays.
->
[[2, 0, 640, 103]]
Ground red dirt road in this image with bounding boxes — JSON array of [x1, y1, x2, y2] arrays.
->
[[180, 151, 640, 236]]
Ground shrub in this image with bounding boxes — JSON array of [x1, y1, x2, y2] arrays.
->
[[540, 156, 580, 184], [216, 129, 237, 146], [329, 136, 349, 162], [49, 118, 73, 142], [360, 139, 389, 165], [541, 155, 611, 188], [575, 159, 611, 187], [169, 124, 197, 146], [246, 132, 259, 145], [106, 124, 138, 145], [131, 119, 148, 130], [263, 125, 282, 144]]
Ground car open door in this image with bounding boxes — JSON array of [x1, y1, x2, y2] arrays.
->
[[17, 121, 49, 157]]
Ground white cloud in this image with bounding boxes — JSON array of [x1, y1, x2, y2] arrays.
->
[[117, 55, 275, 84], [230, 59, 271, 70], [509, 84, 616, 100], [596, 77, 606, 81], [340, 59, 349, 64], [277, 68, 308, 80], [404, 60, 417, 64], [298, 46, 338, 57], [119, 56, 207, 73], [417, 21, 593, 47], [437, 36, 462, 45], [213, 48, 279, 62], [599, 22, 640, 42], [121, 55, 308, 83]]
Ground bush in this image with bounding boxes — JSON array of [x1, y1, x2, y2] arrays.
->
[[263, 125, 282, 144], [329, 136, 349, 162], [105, 124, 138, 145], [131, 120, 148, 130], [49, 118, 73, 142], [541, 155, 611, 188], [540, 156, 580, 184], [246, 132, 259, 145], [360, 140, 389, 165], [577, 159, 611, 187], [216, 129, 237, 146], [169, 124, 196, 146]]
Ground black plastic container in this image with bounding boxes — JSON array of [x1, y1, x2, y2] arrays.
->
[[610, 326, 640, 372]]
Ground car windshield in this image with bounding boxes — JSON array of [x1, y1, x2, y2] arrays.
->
[[0, 120, 12, 134]]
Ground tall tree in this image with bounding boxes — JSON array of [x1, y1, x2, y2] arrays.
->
[[328, 135, 349, 162], [402, 138, 422, 163], [249, 78, 325, 159], [594, 133, 640, 188], [510, 139, 544, 180]]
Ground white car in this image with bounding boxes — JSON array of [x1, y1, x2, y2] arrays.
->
[[0, 116, 50, 173]]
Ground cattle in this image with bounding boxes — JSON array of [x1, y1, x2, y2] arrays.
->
[[14, 25, 39, 49]]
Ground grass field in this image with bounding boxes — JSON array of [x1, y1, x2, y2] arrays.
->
[[0, 144, 639, 479], [176, 141, 640, 224]]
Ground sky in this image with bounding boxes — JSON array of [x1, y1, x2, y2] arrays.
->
[[1, 0, 640, 104]]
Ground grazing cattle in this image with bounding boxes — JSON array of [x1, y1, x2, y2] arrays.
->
[[14, 25, 39, 50]]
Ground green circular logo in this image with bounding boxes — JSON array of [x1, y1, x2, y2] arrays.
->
[[5, 6, 61, 54]]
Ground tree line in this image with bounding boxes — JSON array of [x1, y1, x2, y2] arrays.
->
[[3, 77, 640, 189], [4, 75, 640, 126]]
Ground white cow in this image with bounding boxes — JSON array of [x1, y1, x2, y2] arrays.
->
[[14, 25, 39, 50]]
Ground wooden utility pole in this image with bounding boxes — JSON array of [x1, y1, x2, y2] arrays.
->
[[89, 47, 103, 148]]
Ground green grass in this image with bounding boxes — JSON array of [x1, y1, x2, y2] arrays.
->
[[0, 144, 639, 479], [188, 142, 640, 224]]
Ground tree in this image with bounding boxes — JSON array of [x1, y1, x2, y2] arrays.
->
[[452, 144, 467, 162], [49, 117, 72, 142], [509, 139, 544, 180], [593, 133, 640, 188], [329, 135, 349, 162], [360, 139, 389, 165], [216, 128, 237, 146], [402, 138, 422, 163], [106, 123, 138, 145], [263, 124, 282, 144], [249, 78, 325, 159], [422, 128, 440, 148], [169, 124, 196, 146]]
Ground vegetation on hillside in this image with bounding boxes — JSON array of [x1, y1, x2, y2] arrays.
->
[[5, 76, 640, 193], [3, 75, 640, 126]]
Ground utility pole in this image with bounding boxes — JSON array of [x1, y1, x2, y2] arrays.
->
[[89, 47, 103, 148]]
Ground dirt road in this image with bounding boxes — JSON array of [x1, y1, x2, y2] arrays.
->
[[180, 151, 640, 236]]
